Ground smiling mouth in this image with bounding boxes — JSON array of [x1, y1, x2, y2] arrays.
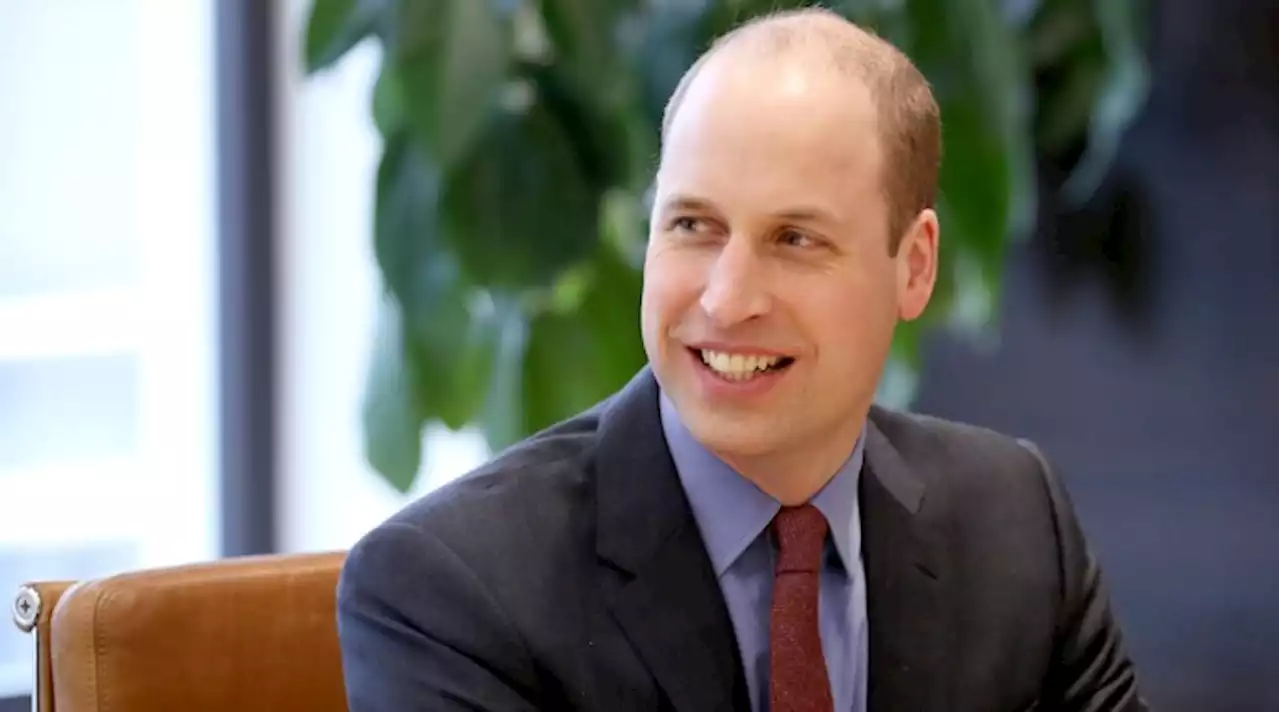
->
[[690, 348, 795, 381]]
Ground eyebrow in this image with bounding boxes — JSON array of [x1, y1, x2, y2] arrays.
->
[[658, 194, 717, 214], [658, 193, 838, 225], [773, 205, 839, 224]]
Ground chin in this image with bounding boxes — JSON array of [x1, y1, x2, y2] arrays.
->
[[681, 407, 782, 460]]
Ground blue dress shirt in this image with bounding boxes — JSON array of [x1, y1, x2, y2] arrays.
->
[[660, 393, 868, 712]]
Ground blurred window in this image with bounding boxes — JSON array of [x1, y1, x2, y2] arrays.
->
[[0, 1, 219, 697]]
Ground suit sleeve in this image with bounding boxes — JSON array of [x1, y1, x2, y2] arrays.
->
[[1020, 441, 1150, 712], [336, 520, 541, 711]]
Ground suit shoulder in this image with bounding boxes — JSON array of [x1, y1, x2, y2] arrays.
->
[[375, 409, 601, 546], [869, 405, 1047, 495], [871, 407, 1070, 586], [872, 405, 1038, 460]]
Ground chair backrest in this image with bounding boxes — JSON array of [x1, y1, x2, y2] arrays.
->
[[11, 552, 349, 712]]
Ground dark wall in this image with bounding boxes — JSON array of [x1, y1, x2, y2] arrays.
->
[[913, 0, 1277, 709]]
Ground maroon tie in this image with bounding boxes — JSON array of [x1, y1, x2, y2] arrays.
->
[[770, 504, 834, 712]]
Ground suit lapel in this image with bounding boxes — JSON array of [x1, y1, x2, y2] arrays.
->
[[861, 410, 950, 712], [594, 369, 750, 712]]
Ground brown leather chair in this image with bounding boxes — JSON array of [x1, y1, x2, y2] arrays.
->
[[10, 552, 349, 712]]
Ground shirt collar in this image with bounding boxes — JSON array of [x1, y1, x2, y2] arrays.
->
[[659, 391, 865, 577]]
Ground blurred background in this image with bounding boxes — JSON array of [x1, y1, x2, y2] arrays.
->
[[0, 1, 1274, 710]]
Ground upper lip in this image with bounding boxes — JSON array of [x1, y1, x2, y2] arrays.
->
[[686, 342, 795, 358]]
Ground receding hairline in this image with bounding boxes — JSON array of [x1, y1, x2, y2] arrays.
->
[[658, 8, 942, 250], [661, 9, 889, 140]]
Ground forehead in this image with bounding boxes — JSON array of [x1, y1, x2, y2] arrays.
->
[[657, 53, 883, 213]]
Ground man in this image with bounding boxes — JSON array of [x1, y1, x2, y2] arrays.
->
[[337, 8, 1147, 711]]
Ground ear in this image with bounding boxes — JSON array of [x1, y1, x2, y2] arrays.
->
[[895, 209, 939, 321]]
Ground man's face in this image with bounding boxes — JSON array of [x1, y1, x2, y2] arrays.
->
[[641, 54, 935, 466]]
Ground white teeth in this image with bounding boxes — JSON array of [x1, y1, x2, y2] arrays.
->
[[699, 349, 784, 380]]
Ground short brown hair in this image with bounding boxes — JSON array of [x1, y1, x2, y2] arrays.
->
[[660, 8, 941, 253]]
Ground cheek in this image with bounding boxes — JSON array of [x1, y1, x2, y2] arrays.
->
[[800, 273, 897, 353], [642, 250, 705, 321]]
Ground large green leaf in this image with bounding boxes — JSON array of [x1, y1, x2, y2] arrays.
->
[[534, 0, 662, 195], [1027, 0, 1108, 159], [629, 0, 716, 128], [440, 95, 600, 289], [934, 95, 1009, 329], [405, 288, 498, 432], [477, 235, 645, 447], [519, 311, 608, 435], [478, 298, 530, 452], [361, 296, 425, 493], [600, 187, 649, 270], [1035, 45, 1107, 156], [370, 65, 408, 138], [901, 0, 1028, 332], [372, 133, 440, 323], [521, 244, 646, 434], [525, 63, 628, 192], [1061, 0, 1149, 204], [375, 134, 493, 435], [1027, 0, 1096, 69], [576, 239, 647, 388], [952, 0, 1037, 238], [704, 0, 820, 33], [541, 0, 634, 101], [304, 0, 376, 74], [390, 0, 510, 171]]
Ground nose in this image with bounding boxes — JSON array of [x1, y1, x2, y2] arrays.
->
[[698, 238, 771, 327]]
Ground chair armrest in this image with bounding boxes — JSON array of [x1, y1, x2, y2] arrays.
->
[[13, 581, 77, 712]]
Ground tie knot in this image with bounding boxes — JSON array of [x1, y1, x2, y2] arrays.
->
[[772, 504, 828, 574]]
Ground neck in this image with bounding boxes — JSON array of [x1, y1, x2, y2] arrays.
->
[[717, 417, 866, 506]]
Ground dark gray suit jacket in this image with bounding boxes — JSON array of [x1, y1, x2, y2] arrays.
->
[[336, 369, 1147, 711]]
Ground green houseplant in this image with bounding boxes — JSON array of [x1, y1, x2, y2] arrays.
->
[[303, 0, 1147, 492]]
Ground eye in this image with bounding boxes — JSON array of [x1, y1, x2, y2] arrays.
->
[[779, 229, 817, 248], [669, 216, 705, 233]]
